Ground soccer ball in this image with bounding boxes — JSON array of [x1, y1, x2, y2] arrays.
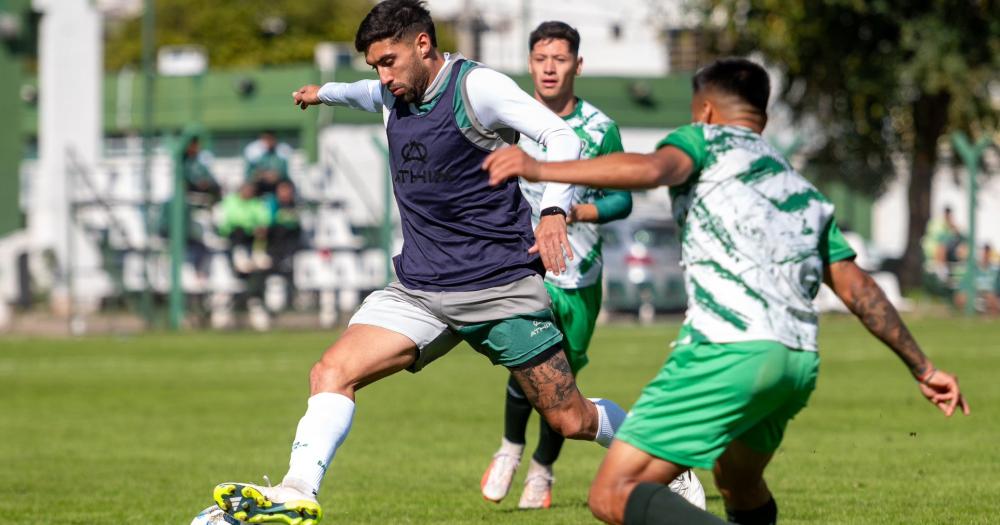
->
[[190, 505, 246, 525]]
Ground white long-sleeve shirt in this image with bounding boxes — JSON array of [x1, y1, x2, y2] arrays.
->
[[318, 53, 578, 213]]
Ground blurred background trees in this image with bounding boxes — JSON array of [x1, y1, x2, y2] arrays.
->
[[105, 0, 456, 70], [697, 0, 1000, 288]]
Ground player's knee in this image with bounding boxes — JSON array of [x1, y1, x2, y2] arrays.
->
[[309, 356, 354, 394], [714, 482, 737, 506], [714, 467, 768, 508], [588, 476, 632, 524], [587, 480, 613, 522], [544, 408, 589, 439], [713, 467, 736, 501]]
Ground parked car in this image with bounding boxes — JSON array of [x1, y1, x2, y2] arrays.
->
[[600, 215, 686, 315]]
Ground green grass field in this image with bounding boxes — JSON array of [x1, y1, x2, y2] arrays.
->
[[2, 315, 997, 524]]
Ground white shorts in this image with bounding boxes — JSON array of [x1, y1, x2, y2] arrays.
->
[[348, 286, 462, 372]]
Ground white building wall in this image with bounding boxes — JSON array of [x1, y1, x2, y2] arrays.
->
[[427, 0, 682, 76], [30, 0, 104, 292]]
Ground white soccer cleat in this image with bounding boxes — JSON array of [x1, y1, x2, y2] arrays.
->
[[213, 479, 322, 525], [191, 505, 246, 524], [480, 441, 523, 502], [517, 460, 554, 509], [669, 470, 707, 510]]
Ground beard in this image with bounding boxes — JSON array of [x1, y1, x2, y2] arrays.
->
[[401, 63, 431, 104]]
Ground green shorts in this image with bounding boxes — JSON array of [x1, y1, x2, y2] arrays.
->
[[616, 339, 819, 469], [545, 281, 603, 374], [455, 309, 563, 368]]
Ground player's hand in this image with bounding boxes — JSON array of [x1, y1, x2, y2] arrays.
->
[[483, 147, 540, 186], [917, 368, 970, 417], [530, 214, 573, 275], [292, 85, 322, 110], [567, 204, 598, 224]]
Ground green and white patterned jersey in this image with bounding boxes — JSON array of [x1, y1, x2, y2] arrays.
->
[[519, 98, 625, 289], [660, 123, 856, 351]]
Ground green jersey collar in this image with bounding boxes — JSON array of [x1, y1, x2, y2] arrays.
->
[[562, 97, 583, 121]]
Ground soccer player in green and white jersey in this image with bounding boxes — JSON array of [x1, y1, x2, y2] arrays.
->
[[480, 21, 703, 511], [485, 58, 969, 524]]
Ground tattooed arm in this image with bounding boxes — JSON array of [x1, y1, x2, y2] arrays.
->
[[824, 260, 970, 416], [825, 260, 930, 374]]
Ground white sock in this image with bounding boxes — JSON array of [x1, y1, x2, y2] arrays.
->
[[282, 392, 355, 495], [589, 398, 626, 448], [526, 457, 553, 478], [498, 437, 525, 457]]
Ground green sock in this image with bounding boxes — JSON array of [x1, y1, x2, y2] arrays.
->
[[624, 482, 727, 525], [503, 375, 531, 444], [532, 418, 565, 466]]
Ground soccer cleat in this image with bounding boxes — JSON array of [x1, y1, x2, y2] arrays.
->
[[480, 447, 522, 502], [517, 461, 554, 509], [213, 481, 322, 525], [191, 505, 246, 525], [668, 470, 707, 510]]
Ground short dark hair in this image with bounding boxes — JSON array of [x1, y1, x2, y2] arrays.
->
[[355, 0, 437, 53], [529, 21, 580, 55], [692, 58, 770, 115]]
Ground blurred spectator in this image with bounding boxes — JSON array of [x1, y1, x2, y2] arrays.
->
[[266, 181, 303, 277], [922, 206, 966, 266], [159, 135, 218, 285], [953, 243, 1000, 315], [182, 136, 222, 207], [244, 129, 293, 163], [158, 197, 211, 283], [220, 182, 272, 275], [244, 130, 291, 196], [922, 206, 968, 296]]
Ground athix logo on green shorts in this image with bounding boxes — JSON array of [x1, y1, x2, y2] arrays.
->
[[530, 320, 552, 337]]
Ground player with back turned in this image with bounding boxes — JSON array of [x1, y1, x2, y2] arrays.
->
[[485, 57, 969, 525]]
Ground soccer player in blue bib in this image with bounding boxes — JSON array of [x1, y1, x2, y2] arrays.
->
[[485, 58, 969, 525], [209, 2, 628, 524]]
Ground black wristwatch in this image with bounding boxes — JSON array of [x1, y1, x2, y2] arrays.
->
[[540, 206, 567, 218]]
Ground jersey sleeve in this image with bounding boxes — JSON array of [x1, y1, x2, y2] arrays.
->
[[592, 123, 631, 223], [597, 122, 625, 155], [464, 67, 579, 212], [593, 190, 632, 223], [317, 79, 387, 113], [655, 124, 708, 174], [464, 68, 580, 162], [819, 217, 857, 265]]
